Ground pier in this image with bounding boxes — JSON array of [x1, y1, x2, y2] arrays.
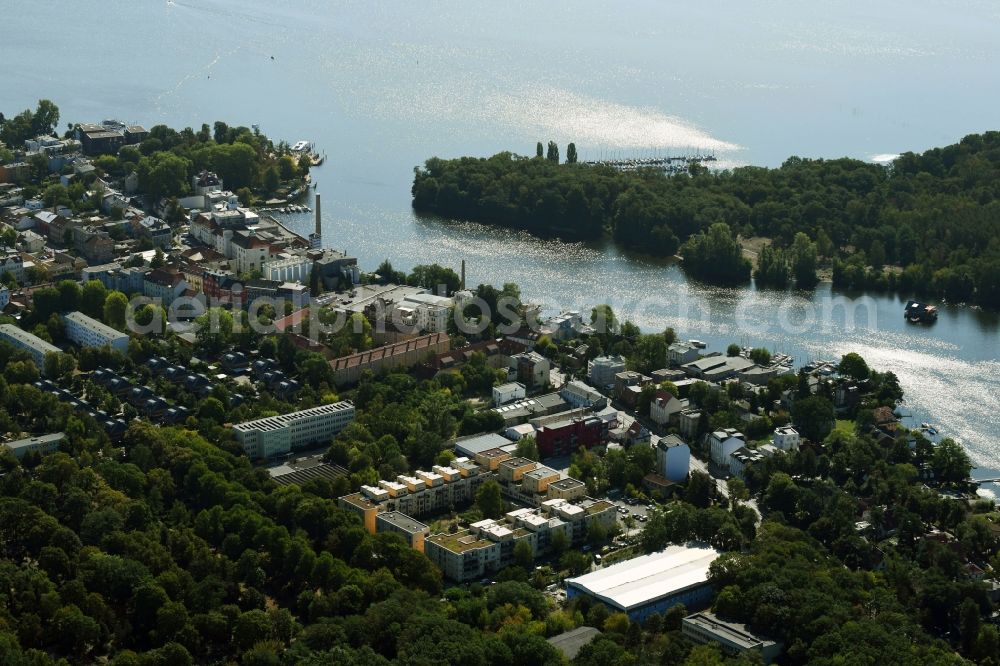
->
[[582, 153, 717, 174]]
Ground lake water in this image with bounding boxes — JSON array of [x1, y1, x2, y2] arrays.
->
[[4, 0, 999, 478]]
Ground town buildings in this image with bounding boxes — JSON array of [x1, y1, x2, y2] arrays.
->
[[536, 415, 609, 458], [668, 342, 700, 366], [339, 458, 489, 524], [682, 355, 757, 382], [679, 408, 702, 440], [560, 379, 607, 410], [772, 426, 801, 451], [375, 511, 430, 552], [588, 355, 626, 388], [232, 401, 356, 460], [425, 498, 616, 582], [513, 351, 550, 389], [493, 381, 526, 407], [709, 428, 746, 468], [614, 370, 652, 408]]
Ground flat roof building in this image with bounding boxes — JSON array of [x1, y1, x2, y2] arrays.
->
[[522, 465, 560, 494], [376, 511, 430, 552], [2, 432, 66, 459], [233, 401, 355, 460], [454, 432, 514, 458], [267, 454, 348, 486], [565, 544, 721, 621], [547, 627, 602, 660], [682, 612, 782, 663], [0, 324, 61, 369], [547, 477, 587, 501], [498, 456, 538, 483], [62, 311, 129, 352], [474, 447, 512, 471]]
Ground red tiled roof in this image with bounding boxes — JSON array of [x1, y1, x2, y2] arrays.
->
[[274, 307, 310, 332], [331, 332, 448, 371]]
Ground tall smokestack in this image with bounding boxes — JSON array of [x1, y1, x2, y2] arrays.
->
[[461, 259, 466, 291], [314, 193, 322, 236]]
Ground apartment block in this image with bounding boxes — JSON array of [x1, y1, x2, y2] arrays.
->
[[375, 511, 430, 552], [233, 401, 355, 460], [62, 311, 129, 352], [0, 324, 61, 369], [425, 497, 616, 581], [341, 457, 489, 522], [588, 355, 626, 388], [536, 415, 609, 458], [498, 457, 539, 484]]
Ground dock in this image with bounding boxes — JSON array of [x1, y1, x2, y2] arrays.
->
[[582, 153, 716, 174]]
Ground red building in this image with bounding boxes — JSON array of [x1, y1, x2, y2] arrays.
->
[[536, 416, 609, 458], [202, 270, 244, 309]]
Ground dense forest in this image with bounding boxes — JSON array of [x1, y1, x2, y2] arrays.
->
[[0, 337, 996, 664], [412, 133, 1000, 305]]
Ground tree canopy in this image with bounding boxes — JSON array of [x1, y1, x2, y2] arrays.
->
[[413, 133, 1000, 303]]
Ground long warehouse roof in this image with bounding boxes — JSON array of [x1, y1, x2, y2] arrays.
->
[[566, 544, 720, 611]]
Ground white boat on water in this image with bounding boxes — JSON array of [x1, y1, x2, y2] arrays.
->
[[689, 339, 707, 349]]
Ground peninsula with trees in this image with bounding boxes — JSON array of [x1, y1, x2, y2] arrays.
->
[[412, 133, 1000, 305]]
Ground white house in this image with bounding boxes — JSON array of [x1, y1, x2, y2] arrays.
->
[[397, 292, 453, 333], [772, 426, 801, 452], [560, 379, 607, 409], [0, 252, 25, 284], [657, 434, 690, 482], [650, 389, 686, 427], [18, 230, 46, 253], [588, 355, 626, 388], [709, 428, 745, 468], [493, 381, 526, 407], [668, 342, 700, 366]]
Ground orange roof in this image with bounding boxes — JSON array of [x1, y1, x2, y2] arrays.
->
[[274, 307, 310, 332], [330, 332, 448, 370]]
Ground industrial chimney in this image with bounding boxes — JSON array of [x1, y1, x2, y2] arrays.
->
[[315, 193, 322, 236], [309, 193, 322, 249], [460, 259, 466, 291]]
